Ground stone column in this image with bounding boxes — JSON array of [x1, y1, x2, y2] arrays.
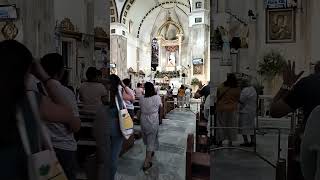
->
[[110, 35, 127, 79]]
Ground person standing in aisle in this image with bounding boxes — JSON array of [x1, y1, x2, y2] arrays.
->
[[238, 79, 257, 147], [139, 82, 162, 172], [185, 87, 191, 108], [177, 85, 186, 108], [94, 74, 126, 180], [216, 74, 241, 147]]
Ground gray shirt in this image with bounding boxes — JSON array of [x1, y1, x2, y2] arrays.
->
[[301, 105, 320, 180], [46, 84, 80, 151]]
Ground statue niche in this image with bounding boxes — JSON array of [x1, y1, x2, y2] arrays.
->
[[160, 23, 178, 40]]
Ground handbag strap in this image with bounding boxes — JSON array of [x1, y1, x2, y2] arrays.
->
[[16, 109, 32, 155], [115, 88, 127, 110], [16, 91, 54, 156]]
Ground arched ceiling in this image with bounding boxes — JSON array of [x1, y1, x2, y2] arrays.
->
[[114, 0, 191, 43]]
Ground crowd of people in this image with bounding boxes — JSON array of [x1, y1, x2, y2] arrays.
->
[[2, 39, 319, 180], [0, 40, 163, 180]]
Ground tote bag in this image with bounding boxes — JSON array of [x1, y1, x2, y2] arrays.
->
[[115, 93, 134, 139], [16, 91, 68, 180]]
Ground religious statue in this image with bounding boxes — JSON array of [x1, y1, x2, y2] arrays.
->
[[168, 52, 176, 67], [219, 26, 231, 63], [271, 14, 291, 40]]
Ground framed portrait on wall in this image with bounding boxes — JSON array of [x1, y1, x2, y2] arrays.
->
[[266, 8, 295, 43], [193, 64, 203, 75]]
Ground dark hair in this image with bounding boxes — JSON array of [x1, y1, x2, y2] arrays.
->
[[86, 67, 97, 81], [144, 82, 156, 98], [168, 86, 171, 89], [224, 73, 238, 88], [41, 53, 64, 79], [123, 78, 131, 87], [0, 40, 33, 143], [109, 74, 121, 105], [180, 85, 185, 89], [137, 83, 142, 87]]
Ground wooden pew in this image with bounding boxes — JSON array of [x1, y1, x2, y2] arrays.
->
[[196, 135, 209, 153], [186, 134, 210, 180], [77, 105, 136, 158]]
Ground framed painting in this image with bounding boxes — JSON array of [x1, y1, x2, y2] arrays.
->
[[266, 8, 295, 43]]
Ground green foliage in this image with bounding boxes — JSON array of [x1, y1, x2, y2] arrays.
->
[[191, 78, 200, 86], [258, 50, 286, 79]]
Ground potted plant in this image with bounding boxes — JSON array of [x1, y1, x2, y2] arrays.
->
[[258, 50, 286, 94]]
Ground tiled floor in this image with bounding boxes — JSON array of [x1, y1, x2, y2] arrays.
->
[[211, 125, 290, 180], [116, 108, 196, 180], [116, 104, 291, 180]]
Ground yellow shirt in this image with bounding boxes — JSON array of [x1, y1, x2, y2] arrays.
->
[[216, 84, 241, 112], [178, 89, 185, 97]]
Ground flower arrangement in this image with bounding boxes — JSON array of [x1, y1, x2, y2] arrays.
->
[[191, 78, 200, 86], [258, 50, 286, 79]]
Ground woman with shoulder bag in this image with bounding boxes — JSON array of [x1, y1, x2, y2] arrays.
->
[[0, 40, 75, 180], [94, 74, 125, 180]]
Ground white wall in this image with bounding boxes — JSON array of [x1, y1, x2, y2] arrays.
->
[[54, 0, 87, 33], [94, 0, 108, 29]]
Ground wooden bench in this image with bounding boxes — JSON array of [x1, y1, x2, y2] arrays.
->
[[196, 135, 209, 153], [196, 112, 208, 136], [186, 134, 210, 180]]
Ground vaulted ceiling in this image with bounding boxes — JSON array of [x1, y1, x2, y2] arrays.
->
[[112, 0, 192, 43]]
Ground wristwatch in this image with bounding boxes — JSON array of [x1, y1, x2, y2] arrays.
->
[[281, 84, 292, 91]]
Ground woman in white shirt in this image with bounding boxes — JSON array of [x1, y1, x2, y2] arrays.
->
[[238, 80, 257, 147], [139, 82, 162, 172]]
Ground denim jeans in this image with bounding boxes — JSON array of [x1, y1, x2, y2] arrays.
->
[[54, 148, 77, 180], [110, 135, 124, 180]]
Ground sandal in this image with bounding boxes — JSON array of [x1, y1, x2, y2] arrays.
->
[[143, 162, 153, 172]]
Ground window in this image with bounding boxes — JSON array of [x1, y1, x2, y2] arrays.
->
[[195, 18, 202, 23], [111, 9, 114, 15], [61, 41, 70, 68], [111, 17, 115, 22], [111, 29, 116, 33], [122, 30, 126, 36], [196, 2, 202, 9]]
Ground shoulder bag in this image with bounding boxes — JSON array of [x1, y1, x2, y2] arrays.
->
[[115, 92, 134, 139], [16, 91, 68, 180]]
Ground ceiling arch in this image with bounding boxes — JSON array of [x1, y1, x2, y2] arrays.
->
[[157, 19, 184, 37], [110, 0, 119, 23], [113, 0, 191, 43], [136, 1, 189, 38]]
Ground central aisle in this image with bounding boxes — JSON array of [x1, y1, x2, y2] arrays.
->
[[116, 108, 196, 180]]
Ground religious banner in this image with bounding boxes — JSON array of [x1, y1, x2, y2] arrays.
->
[[265, 0, 287, 8], [151, 38, 159, 71], [167, 51, 176, 67], [165, 45, 178, 67]]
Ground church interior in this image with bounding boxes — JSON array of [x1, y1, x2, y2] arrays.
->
[[1, 0, 320, 180]]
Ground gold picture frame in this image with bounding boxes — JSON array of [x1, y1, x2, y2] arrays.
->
[[266, 8, 295, 43]]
